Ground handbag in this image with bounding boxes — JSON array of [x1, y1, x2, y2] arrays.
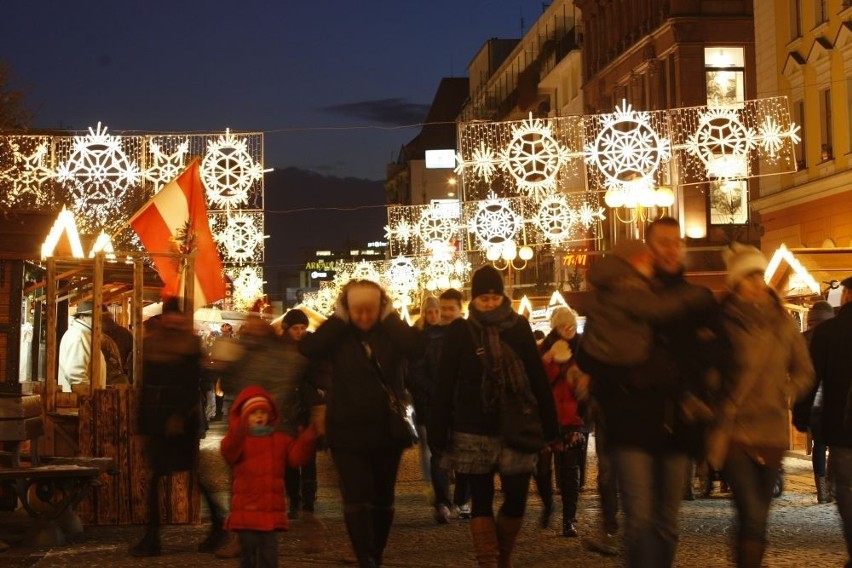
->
[[363, 341, 419, 448], [467, 324, 546, 453]]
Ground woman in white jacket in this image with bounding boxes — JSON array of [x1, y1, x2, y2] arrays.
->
[[58, 301, 106, 392]]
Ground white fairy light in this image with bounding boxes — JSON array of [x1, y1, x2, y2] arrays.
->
[[0, 139, 54, 208], [468, 191, 523, 249], [501, 114, 570, 200], [212, 212, 264, 263], [144, 139, 188, 192]]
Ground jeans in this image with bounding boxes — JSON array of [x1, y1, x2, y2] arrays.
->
[[285, 454, 318, 512], [723, 446, 777, 543], [830, 446, 852, 560], [612, 447, 688, 568]]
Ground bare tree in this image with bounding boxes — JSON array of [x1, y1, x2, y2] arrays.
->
[[0, 60, 32, 131]]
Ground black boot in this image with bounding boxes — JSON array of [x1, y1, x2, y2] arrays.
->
[[344, 504, 378, 568], [559, 450, 580, 537], [198, 520, 228, 553], [130, 525, 161, 557], [372, 506, 395, 566]]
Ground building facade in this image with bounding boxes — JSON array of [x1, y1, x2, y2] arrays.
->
[[752, 1, 852, 254]]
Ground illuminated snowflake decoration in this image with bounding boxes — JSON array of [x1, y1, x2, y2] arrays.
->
[[144, 140, 188, 191], [585, 102, 670, 190], [229, 266, 265, 312], [56, 122, 142, 228], [469, 192, 523, 248], [300, 284, 338, 317], [385, 218, 415, 245], [336, 260, 382, 285], [386, 256, 420, 294], [0, 140, 54, 207], [758, 117, 800, 160], [576, 202, 606, 228], [685, 107, 755, 178], [458, 140, 499, 183], [502, 114, 569, 199], [533, 196, 575, 244], [201, 129, 264, 209], [417, 205, 457, 250], [215, 213, 264, 263]]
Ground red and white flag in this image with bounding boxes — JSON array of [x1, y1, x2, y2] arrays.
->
[[129, 158, 225, 308]]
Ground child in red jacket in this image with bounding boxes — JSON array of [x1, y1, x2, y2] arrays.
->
[[221, 385, 317, 568]]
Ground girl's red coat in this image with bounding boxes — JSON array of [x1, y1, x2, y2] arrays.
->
[[221, 385, 316, 531]]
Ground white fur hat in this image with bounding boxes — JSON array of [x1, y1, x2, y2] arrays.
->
[[722, 242, 768, 289], [550, 306, 577, 330]]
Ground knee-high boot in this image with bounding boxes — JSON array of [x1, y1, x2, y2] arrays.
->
[[372, 506, 394, 566], [496, 513, 523, 568], [470, 516, 499, 568], [130, 475, 162, 557], [344, 504, 377, 568]]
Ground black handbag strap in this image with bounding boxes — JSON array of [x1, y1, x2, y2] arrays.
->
[[362, 340, 403, 408]]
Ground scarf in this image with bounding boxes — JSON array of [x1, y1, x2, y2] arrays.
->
[[468, 296, 529, 410]]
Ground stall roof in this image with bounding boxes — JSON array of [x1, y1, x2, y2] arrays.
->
[[766, 245, 852, 300]]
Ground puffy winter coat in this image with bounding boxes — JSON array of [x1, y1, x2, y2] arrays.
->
[[58, 316, 107, 392], [539, 331, 586, 430], [221, 385, 316, 531]]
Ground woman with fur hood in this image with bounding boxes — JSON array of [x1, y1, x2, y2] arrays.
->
[[713, 243, 815, 567]]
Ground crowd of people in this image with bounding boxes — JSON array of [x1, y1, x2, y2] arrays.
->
[[69, 215, 851, 568]]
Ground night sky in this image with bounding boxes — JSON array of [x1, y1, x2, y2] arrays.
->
[[2, 0, 549, 181]]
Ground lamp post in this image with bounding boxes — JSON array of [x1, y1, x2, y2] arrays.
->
[[486, 240, 534, 297]]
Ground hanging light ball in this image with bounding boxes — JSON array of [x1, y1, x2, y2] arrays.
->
[[638, 185, 658, 208], [604, 189, 624, 208], [655, 186, 675, 207], [501, 241, 518, 261], [519, 246, 534, 261], [485, 246, 502, 261]]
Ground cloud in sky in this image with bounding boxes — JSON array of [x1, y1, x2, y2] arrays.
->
[[321, 98, 430, 126]]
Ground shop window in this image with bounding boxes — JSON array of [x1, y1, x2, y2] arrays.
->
[[708, 179, 748, 225], [820, 88, 833, 160], [794, 100, 806, 169], [704, 47, 745, 107]]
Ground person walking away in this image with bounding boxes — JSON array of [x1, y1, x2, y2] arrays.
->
[[429, 265, 559, 568], [298, 279, 424, 568], [793, 300, 836, 503], [131, 300, 220, 557], [537, 307, 589, 538], [795, 276, 852, 567], [714, 243, 814, 567], [221, 385, 317, 568]]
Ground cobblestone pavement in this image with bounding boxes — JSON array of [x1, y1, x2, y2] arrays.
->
[[1, 422, 848, 567]]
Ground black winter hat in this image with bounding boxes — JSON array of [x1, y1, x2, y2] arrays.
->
[[282, 309, 309, 327], [471, 265, 504, 298]]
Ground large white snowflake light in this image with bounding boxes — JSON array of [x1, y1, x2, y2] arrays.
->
[[417, 204, 457, 251], [758, 117, 800, 160], [56, 122, 142, 228], [386, 256, 420, 294], [229, 265, 265, 312], [458, 140, 499, 183], [685, 107, 755, 178], [215, 213, 264, 263], [201, 129, 264, 208], [144, 140, 188, 191], [585, 102, 670, 190], [469, 192, 523, 248], [501, 114, 568, 200]]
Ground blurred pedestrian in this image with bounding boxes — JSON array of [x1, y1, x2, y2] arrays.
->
[[536, 307, 589, 538], [220, 385, 317, 568], [795, 277, 852, 566], [715, 243, 814, 567], [429, 265, 559, 568], [130, 300, 219, 557], [793, 300, 836, 503], [298, 279, 424, 568]]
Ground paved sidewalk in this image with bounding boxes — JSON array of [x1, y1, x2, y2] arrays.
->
[[1, 423, 847, 567]]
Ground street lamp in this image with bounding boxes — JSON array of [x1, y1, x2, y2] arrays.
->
[[486, 240, 534, 271]]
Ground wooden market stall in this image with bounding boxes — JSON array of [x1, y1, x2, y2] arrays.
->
[[1, 209, 204, 527]]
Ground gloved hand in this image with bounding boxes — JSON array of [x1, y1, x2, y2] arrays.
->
[[333, 294, 349, 323]]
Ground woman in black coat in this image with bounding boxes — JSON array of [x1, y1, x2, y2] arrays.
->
[[429, 265, 559, 568], [298, 279, 423, 568]]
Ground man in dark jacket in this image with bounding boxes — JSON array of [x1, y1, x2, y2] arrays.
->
[[800, 276, 852, 566]]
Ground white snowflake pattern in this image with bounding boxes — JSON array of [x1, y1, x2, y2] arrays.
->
[[228, 266, 265, 312], [0, 140, 53, 207], [757, 117, 800, 159], [56, 122, 142, 229], [216, 213, 263, 263], [459, 140, 499, 183], [685, 107, 755, 177], [201, 129, 263, 209], [502, 114, 567, 199], [469, 192, 523, 247], [417, 205, 457, 250], [144, 140, 188, 191], [585, 102, 670, 189], [533, 196, 574, 244], [386, 256, 420, 293], [576, 202, 606, 228]]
